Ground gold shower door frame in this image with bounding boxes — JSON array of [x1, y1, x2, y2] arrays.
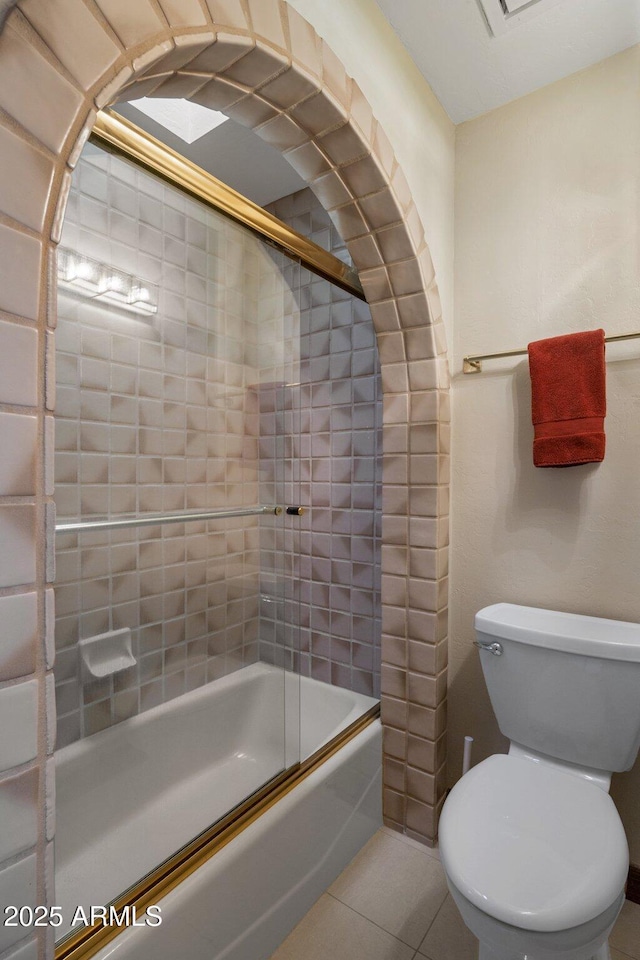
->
[[56, 111, 379, 960]]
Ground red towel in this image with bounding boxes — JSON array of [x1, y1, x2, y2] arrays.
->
[[527, 329, 606, 468]]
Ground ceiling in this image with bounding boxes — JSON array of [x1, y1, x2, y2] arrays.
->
[[112, 0, 639, 205], [374, 0, 640, 123]]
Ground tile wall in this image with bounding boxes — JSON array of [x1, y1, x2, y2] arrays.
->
[[262, 188, 382, 698], [53, 143, 290, 747], [53, 146, 382, 749]]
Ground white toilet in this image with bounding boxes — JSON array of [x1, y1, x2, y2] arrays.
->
[[439, 603, 640, 960]]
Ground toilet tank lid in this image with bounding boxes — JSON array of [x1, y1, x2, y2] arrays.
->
[[475, 603, 640, 662]]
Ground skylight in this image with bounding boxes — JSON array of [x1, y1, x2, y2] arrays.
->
[[128, 98, 228, 144]]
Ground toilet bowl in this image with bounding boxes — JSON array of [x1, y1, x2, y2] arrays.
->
[[439, 753, 627, 960], [439, 603, 640, 960], [448, 881, 623, 960]]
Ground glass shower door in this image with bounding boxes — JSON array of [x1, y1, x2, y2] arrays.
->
[[53, 140, 301, 945]]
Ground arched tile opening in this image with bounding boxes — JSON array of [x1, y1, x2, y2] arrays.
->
[[0, 1, 449, 934]]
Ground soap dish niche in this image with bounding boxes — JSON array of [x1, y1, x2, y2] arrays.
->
[[79, 628, 137, 680]]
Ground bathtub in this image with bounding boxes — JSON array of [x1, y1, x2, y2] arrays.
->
[[55, 662, 381, 951]]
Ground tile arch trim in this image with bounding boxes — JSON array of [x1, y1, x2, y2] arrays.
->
[[0, 1, 449, 931]]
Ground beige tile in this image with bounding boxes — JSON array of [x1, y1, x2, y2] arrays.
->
[[132, 40, 173, 75], [156, 0, 208, 27], [190, 76, 246, 112], [351, 81, 374, 142], [360, 264, 393, 302], [92, 0, 164, 46], [152, 33, 217, 73], [0, 767, 39, 862], [287, 6, 322, 78], [290, 90, 346, 137], [222, 43, 285, 89], [188, 34, 252, 73], [320, 125, 369, 168], [19, 0, 121, 90], [0, 21, 84, 154], [0, 592, 37, 682], [247, 0, 286, 50], [328, 830, 448, 948], [321, 40, 350, 109], [360, 188, 403, 231], [378, 331, 406, 365], [418, 894, 477, 960], [611, 950, 637, 960], [389, 259, 424, 298], [349, 234, 385, 271], [610, 900, 640, 959], [0, 123, 54, 232], [0, 413, 37, 495], [224, 94, 278, 129], [205, 0, 248, 30], [0, 319, 38, 406], [310, 171, 351, 210], [261, 67, 319, 110], [256, 113, 308, 151], [406, 797, 438, 842], [383, 789, 406, 829], [269, 894, 414, 960], [341, 155, 387, 199], [285, 140, 331, 180]]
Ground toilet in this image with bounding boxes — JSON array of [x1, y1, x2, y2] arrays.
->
[[439, 603, 640, 960]]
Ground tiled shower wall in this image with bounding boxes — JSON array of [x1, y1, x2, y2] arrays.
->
[[53, 143, 292, 747], [261, 188, 382, 698], [53, 148, 382, 747]]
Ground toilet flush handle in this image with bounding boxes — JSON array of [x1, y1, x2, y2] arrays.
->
[[473, 640, 503, 656]]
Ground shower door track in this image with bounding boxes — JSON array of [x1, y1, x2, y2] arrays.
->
[[54, 704, 380, 960], [90, 110, 366, 301]]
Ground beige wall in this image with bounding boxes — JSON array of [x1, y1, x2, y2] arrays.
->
[[450, 44, 640, 862]]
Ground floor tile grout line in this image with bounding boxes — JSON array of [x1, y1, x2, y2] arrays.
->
[[416, 889, 452, 952], [325, 888, 449, 952]]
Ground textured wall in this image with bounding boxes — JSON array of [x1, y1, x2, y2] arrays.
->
[[450, 44, 640, 860]]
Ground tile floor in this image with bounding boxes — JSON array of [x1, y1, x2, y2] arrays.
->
[[269, 827, 640, 960]]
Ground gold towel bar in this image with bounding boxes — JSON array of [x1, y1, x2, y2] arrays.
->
[[463, 331, 640, 374]]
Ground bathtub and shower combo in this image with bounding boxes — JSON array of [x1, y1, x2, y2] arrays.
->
[[52, 111, 383, 960]]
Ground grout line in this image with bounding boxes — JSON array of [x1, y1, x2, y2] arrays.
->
[[416, 889, 450, 954], [325, 889, 449, 952], [324, 891, 418, 950]]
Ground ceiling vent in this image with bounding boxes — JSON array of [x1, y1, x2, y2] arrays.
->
[[477, 0, 568, 35]]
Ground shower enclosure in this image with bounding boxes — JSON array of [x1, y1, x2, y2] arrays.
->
[[53, 112, 381, 955]]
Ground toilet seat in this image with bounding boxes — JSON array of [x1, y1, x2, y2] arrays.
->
[[439, 754, 628, 933]]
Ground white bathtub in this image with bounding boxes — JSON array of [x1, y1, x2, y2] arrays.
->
[[55, 663, 380, 947]]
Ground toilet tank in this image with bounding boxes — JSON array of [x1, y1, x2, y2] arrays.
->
[[475, 603, 640, 772]]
